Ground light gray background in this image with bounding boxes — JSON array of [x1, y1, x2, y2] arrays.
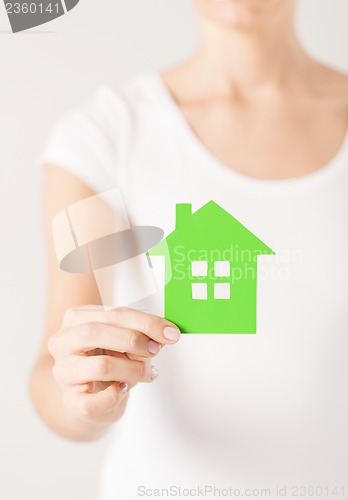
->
[[0, 1, 347, 499]]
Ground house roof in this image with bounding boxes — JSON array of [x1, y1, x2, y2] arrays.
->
[[149, 200, 275, 256]]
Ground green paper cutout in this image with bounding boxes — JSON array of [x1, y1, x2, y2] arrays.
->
[[148, 201, 275, 334]]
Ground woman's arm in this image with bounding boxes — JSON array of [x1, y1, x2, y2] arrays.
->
[[29, 165, 111, 441], [29, 165, 181, 442]]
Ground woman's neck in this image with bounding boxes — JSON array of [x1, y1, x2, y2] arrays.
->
[[185, 14, 313, 101]]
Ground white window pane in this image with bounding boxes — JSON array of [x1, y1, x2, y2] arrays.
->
[[214, 283, 230, 299], [214, 261, 230, 277], [192, 283, 207, 300], [191, 261, 208, 277]]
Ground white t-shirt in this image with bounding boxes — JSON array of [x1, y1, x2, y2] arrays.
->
[[39, 72, 348, 499]]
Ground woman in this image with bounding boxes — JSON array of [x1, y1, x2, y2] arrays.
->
[[31, 0, 348, 498]]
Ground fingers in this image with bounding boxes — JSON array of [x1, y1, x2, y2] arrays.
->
[[63, 382, 129, 420], [49, 306, 181, 426], [49, 322, 163, 357], [53, 355, 158, 386], [62, 307, 181, 345], [112, 308, 181, 344]]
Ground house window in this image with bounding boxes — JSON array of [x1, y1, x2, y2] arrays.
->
[[191, 260, 231, 300], [192, 283, 207, 300], [214, 261, 230, 277], [214, 283, 230, 300], [191, 261, 208, 277]]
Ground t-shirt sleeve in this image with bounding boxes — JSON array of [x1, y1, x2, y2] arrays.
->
[[37, 85, 127, 194]]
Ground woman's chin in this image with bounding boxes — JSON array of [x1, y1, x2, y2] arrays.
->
[[222, 6, 261, 28], [216, 4, 264, 29], [195, 0, 288, 30]]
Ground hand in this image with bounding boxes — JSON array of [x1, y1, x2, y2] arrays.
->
[[48, 306, 181, 427]]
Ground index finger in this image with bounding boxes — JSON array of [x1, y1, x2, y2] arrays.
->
[[65, 306, 181, 344]]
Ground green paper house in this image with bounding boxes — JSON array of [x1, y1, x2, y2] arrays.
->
[[148, 201, 275, 334]]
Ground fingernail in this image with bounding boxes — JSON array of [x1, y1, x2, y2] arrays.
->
[[119, 382, 129, 395], [163, 326, 181, 341], [148, 339, 161, 354], [150, 366, 158, 380]]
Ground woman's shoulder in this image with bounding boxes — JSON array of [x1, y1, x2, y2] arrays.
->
[[95, 72, 160, 113], [39, 72, 161, 192], [61, 71, 161, 143], [46, 72, 159, 153], [312, 62, 348, 106]]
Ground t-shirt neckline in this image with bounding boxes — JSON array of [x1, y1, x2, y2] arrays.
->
[[142, 71, 348, 192]]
